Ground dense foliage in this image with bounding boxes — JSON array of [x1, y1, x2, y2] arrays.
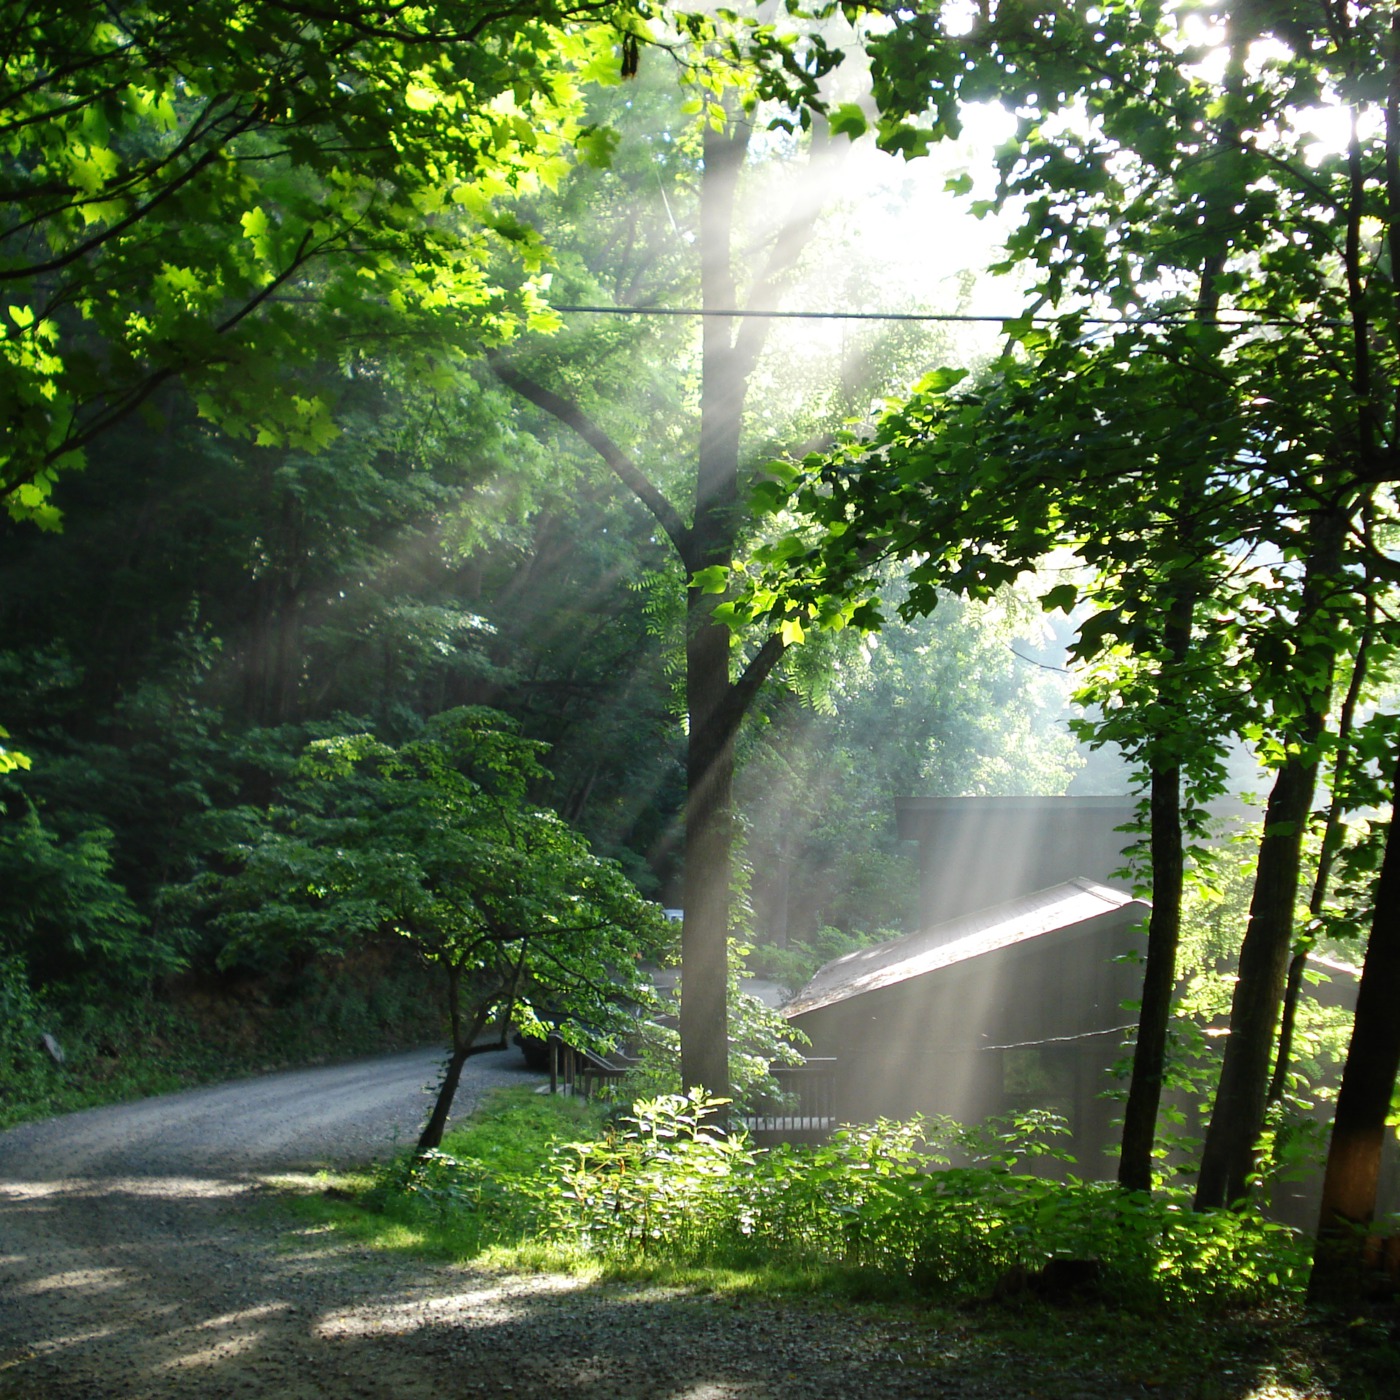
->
[[364, 1089, 1311, 1310]]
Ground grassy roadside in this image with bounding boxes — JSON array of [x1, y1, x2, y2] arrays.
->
[[277, 1088, 1399, 1400]]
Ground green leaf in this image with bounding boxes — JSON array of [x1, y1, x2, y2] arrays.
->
[[239, 208, 270, 240], [1040, 583, 1078, 614], [691, 565, 729, 595], [828, 102, 868, 140]]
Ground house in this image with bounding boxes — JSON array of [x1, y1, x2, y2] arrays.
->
[[787, 795, 1145, 1167], [784, 876, 1149, 1173], [783, 795, 1396, 1221]]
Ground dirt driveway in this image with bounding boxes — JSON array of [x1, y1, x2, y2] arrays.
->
[[0, 1050, 1036, 1400]]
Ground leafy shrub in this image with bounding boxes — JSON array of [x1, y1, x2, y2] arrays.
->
[[375, 1149, 507, 1223], [729, 1115, 1309, 1306], [368, 1090, 1312, 1309], [362, 1088, 606, 1252], [0, 806, 161, 989], [0, 953, 62, 1112], [0, 953, 45, 1059], [539, 1091, 754, 1256]]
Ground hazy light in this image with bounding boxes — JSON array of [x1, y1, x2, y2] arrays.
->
[[1290, 102, 1380, 162], [941, 0, 978, 38]]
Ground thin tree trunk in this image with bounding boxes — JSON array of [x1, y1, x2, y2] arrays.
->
[[417, 1041, 475, 1154], [1118, 596, 1193, 1192], [1309, 743, 1400, 1306], [1268, 595, 1373, 1105], [1195, 511, 1345, 1209], [416, 965, 501, 1153]]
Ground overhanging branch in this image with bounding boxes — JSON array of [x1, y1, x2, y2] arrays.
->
[[487, 352, 692, 556]]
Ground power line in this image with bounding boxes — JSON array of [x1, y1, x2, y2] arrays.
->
[[552, 303, 1327, 328], [1009, 645, 1071, 673]]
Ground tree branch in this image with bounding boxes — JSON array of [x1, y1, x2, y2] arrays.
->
[[696, 631, 788, 765], [487, 352, 692, 556]]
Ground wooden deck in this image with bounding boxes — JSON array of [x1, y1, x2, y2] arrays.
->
[[543, 1038, 838, 1146], [743, 1059, 837, 1145]]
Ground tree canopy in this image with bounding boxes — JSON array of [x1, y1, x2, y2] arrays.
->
[[176, 706, 669, 1148], [0, 0, 645, 526]]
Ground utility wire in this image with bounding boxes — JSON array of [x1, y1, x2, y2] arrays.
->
[[552, 303, 1330, 328], [1009, 645, 1071, 673]]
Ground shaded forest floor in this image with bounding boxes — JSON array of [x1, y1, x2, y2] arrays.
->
[[2, 945, 444, 1129]]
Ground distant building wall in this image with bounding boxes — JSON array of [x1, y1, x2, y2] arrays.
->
[[895, 796, 1139, 935]]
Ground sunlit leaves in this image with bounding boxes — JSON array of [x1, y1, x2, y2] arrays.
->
[[825, 101, 867, 139], [691, 564, 729, 594], [0, 725, 29, 775], [190, 708, 669, 1040], [0, 0, 642, 518]]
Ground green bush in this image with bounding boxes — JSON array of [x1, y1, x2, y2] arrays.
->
[[539, 1092, 754, 1257], [0, 807, 161, 989], [365, 1090, 1312, 1309], [537, 1092, 1310, 1299], [0, 952, 63, 1113], [362, 1088, 606, 1254], [729, 1115, 1310, 1307]]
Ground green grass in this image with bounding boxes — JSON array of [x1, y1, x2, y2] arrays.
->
[[438, 1086, 606, 1175], [281, 1087, 608, 1264]]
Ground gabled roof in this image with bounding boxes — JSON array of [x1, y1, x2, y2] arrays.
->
[[783, 878, 1150, 1019]]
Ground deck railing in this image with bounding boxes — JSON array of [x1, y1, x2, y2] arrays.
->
[[743, 1057, 838, 1139], [546, 1038, 838, 1144], [546, 1035, 638, 1097]]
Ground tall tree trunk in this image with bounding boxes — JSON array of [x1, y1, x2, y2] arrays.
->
[[680, 617, 738, 1094], [1309, 742, 1400, 1306], [1268, 596, 1373, 1105], [1195, 510, 1345, 1209], [677, 120, 750, 1097], [1118, 595, 1193, 1192], [1117, 33, 1235, 1183], [490, 108, 830, 1099], [1306, 14, 1400, 1295]]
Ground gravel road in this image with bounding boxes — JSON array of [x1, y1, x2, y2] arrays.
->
[[0, 1049, 1044, 1400], [2, 1051, 1341, 1400]]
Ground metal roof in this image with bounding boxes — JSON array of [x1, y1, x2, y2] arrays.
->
[[783, 878, 1150, 1019]]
